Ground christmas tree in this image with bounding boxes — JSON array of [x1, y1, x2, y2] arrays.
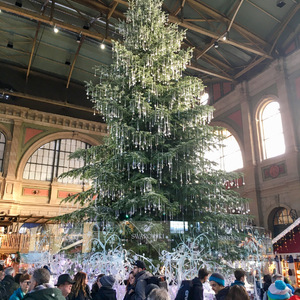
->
[[60, 0, 251, 261]]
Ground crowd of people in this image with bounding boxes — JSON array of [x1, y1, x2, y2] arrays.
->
[[0, 261, 299, 300]]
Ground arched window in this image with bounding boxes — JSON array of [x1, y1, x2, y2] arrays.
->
[[260, 101, 285, 159], [273, 208, 295, 237], [0, 132, 6, 172], [23, 139, 90, 184], [205, 129, 243, 172]]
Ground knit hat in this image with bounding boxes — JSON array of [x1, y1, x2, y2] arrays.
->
[[267, 280, 290, 300], [100, 275, 115, 288], [133, 260, 146, 270], [209, 273, 225, 287]]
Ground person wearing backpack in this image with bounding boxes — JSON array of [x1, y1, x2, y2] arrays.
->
[[0, 267, 19, 300], [174, 268, 209, 300], [132, 260, 152, 300]]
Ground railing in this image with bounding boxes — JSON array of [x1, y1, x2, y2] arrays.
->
[[0, 233, 31, 253]]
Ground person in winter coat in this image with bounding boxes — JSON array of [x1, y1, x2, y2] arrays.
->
[[209, 273, 230, 300], [289, 288, 300, 300], [267, 280, 291, 300], [1, 267, 19, 299], [91, 274, 105, 299], [132, 260, 152, 300], [230, 269, 246, 287], [92, 275, 116, 300], [23, 268, 65, 300], [123, 272, 135, 300], [9, 273, 31, 300], [68, 272, 91, 300], [55, 274, 75, 298], [188, 268, 209, 300]]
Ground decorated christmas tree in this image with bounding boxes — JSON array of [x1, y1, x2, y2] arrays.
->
[[60, 0, 251, 261]]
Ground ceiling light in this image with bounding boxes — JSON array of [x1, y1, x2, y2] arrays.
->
[[76, 34, 81, 43], [53, 26, 59, 33], [214, 41, 219, 49], [15, 0, 22, 7], [7, 41, 13, 48], [222, 32, 228, 41], [0, 9, 2, 13], [100, 43, 106, 50], [276, 0, 286, 7]]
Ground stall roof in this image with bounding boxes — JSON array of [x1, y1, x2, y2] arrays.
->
[[272, 218, 300, 244]]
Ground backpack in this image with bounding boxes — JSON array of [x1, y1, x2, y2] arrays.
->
[[0, 281, 9, 300], [174, 280, 193, 300], [145, 275, 168, 296]]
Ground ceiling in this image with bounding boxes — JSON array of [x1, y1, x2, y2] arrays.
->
[[0, 0, 299, 110]]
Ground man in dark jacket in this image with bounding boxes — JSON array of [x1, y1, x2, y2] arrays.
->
[[132, 260, 152, 300], [209, 273, 229, 300], [188, 268, 209, 300], [92, 275, 116, 300], [230, 269, 246, 287], [0, 267, 19, 299], [23, 268, 65, 300], [55, 274, 75, 298]]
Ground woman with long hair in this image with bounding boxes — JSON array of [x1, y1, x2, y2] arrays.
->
[[225, 285, 250, 300], [68, 272, 91, 300], [123, 271, 135, 300]]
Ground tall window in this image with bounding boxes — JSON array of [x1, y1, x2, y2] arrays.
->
[[23, 139, 90, 184], [205, 129, 243, 172], [0, 132, 5, 172], [260, 101, 285, 159]]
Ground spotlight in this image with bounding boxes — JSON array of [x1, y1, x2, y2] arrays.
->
[[214, 41, 219, 49], [276, 0, 286, 7], [222, 32, 228, 41], [15, 0, 22, 7], [83, 24, 90, 30], [7, 41, 13, 48], [65, 60, 71, 65], [53, 26, 59, 33], [76, 34, 82, 43], [100, 43, 105, 50], [0, 93, 11, 101]]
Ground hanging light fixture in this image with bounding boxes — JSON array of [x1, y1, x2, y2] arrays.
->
[[100, 42, 106, 49], [214, 41, 219, 49], [222, 32, 228, 41], [76, 34, 82, 43], [53, 26, 59, 33]]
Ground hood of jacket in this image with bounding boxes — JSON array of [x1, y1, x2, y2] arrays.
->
[[135, 270, 152, 282], [23, 287, 65, 300]]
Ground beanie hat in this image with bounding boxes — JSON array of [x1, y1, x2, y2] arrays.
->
[[209, 273, 225, 287], [267, 280, 290, 300], [133, 260, 146, 270], [100, 275, 115, 288]]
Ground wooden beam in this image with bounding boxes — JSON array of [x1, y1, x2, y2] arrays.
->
[[172, 0, 186, 17], [168, 15, 272, 58], [26, 21, 41, 82], [0, 89, 95, 113], [186, 0, 270, 47], [234, 56, 266, 79], [107, 1, 118, 20], [227, 0, 245, 32], [66, 36, 85, 88], [187, 64, 234, 81], [269, 3, 300, 54], [0, 2, 111, 43]]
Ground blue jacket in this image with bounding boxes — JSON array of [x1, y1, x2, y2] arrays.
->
[[231, 280, 245, 287], [9, 287, 25, 300]]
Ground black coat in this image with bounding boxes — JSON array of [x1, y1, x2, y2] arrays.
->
[[1, 275, 19, 299], [92, 286, 117, 300], [216, 286, 230, 300], [123, 284, 135, 300], [188, 277, 204, 300]]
